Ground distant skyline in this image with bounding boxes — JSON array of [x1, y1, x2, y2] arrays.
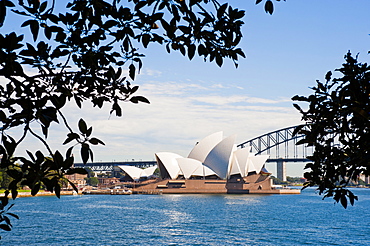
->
[[4, 1, 370, 177]]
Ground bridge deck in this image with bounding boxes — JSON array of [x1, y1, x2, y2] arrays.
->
[[75, 158, 309, 172]]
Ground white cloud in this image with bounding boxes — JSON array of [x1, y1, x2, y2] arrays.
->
[[56, 81, 301, 160], [139, 81, 209, 95], [9, 79, 302, 175], [210, 83, 245, 90], [211, 83, 227, 89], [141, 68, 162, 77], [189, 95, 290, 106]]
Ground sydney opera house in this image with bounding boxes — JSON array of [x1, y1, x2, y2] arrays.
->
[[118, 132, 299, 194]]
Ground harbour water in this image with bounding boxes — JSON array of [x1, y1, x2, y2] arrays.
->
[[2, 187, 370, 245]]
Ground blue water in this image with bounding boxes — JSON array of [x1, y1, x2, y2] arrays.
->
[[2, 188, 370, 245]]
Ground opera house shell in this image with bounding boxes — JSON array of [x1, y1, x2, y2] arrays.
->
[[117, 165, 157, 181], [133, 132, 299, 194]]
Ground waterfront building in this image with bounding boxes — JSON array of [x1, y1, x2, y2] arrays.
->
[[97, 177, 120, 187], [156, 132, 269, 180], [65, 173, 87, 189], [134, 132, 299, 194]]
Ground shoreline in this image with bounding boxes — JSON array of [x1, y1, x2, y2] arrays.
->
[[3, 186, 368, 198], [0, 190, 81, 198]]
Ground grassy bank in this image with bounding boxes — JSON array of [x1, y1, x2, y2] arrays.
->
[[0, 189, 44, 193]]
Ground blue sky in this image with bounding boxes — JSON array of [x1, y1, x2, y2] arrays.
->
[[4, 1, 370, 177]]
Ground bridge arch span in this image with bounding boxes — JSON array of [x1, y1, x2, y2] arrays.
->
[[237, 125, 312, 161]]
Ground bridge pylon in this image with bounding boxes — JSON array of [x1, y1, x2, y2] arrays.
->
[[276, 159, 286, 181]]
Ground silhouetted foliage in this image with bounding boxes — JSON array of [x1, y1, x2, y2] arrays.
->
[[255, 0, 285, 15], [293, 52, 370, 208], [0, 193, 19, 238], [0, 0, 248, 233]]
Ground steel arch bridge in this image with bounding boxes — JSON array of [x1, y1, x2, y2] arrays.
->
[[74, 160, 156, 172], [237, 125, 312, 163], [76, 125, 312, 172]]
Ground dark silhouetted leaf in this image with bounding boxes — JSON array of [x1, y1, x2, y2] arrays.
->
[[68, 179, 78, 193], [63, 133, 80, 145], [188, 44, 195, 60], [80, 143, 90, 164], [340, 195, 347, 209], [292, 95, 308, 101], [217, 3, 228, 19], [85, 127, 93, 138], [142, 34, 150, 48], [130, 96, 150, 104], [55, 183, 61, 198], [66, 168, 88, 175], [265, 0, 274, 14], [6, 212, 19, 220], [31, 183, 40, 196], [130, 85, 139, 94], [26, 150, 35, 162], [29, 20, 39, 41], [66, 146, 74, 159], [89, 138, 105, 145], [0, 224, 11, 231], [78, 119, 88, 134], [129, 64, 135, 81]]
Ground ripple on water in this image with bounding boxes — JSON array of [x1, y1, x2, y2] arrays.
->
[[3, 189, 370, 245]]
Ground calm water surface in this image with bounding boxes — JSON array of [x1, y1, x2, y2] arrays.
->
[[2, 188, 370, 245]]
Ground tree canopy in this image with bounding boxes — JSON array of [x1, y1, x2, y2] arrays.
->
[[0, 0, 270, 233], [293, 52, 370, 208]]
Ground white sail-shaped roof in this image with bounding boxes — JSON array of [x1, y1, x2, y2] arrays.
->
[[188, 131, 223, 162], [192, 164, 217, 177], [203, 166, 217, 176], [154, 132, 271, 180], [141, 166, 157, 177], [229, 153, 242, 176], [177, 158, 202, 179], [155, 152, 183, 179], [117, 165, 144, 180], [234, 147, 252, 176], [203, 134, 236, 179], [117, 165, 157, 180], [177, 158, 218, 179], [246, 158, 257, 173], [249, 155, 269, 174], [228, 145, 238, 176]]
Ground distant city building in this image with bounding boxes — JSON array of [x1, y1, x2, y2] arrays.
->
[[65, 173, 87, 189], [359, 174, 370, 185], [97, 177, 120, 187]]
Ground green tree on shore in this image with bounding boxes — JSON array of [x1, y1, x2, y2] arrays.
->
[[85, 177, 99, 186], [0, 169, 12, 189]]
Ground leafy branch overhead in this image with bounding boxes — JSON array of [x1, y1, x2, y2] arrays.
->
[[0, 1, 246, 164], [293, 52, 370, 208], [0, 0, 250, 233], [63, 118, 105, 164]]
